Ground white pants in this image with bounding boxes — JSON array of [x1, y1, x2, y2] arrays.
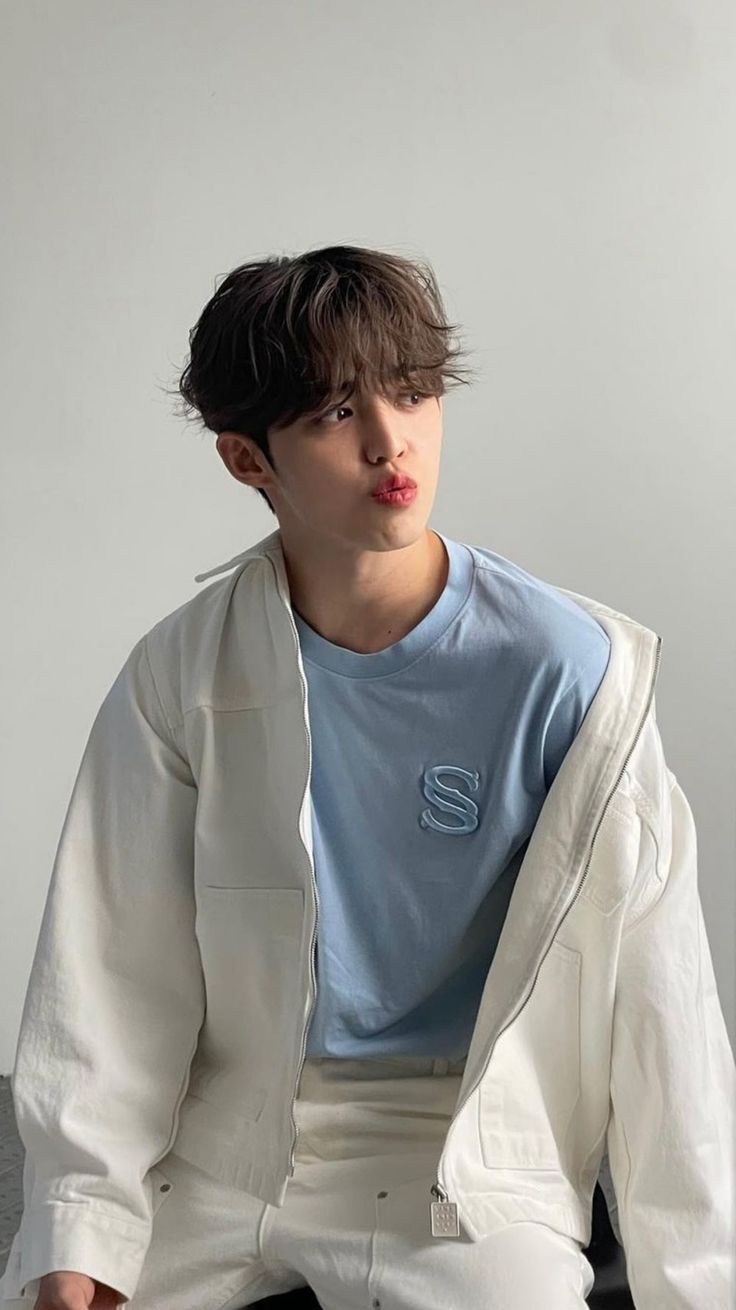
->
[[127, 1055, 596, 1310]]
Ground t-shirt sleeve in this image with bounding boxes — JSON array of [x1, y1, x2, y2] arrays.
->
[[543, 638, 612, 790]]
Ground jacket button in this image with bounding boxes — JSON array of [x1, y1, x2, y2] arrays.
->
[[159, 1183, 171, 1193], [377, 1190, 388, 1198]]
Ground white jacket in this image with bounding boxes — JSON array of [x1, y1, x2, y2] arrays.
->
[[1, 527, 734, 1307]]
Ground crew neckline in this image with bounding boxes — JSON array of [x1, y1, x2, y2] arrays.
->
[[290, 531, 474, 679]]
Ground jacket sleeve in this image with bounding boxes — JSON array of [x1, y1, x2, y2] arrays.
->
[[0, 634, 205, 1305], [605, 737, 736, 1308]]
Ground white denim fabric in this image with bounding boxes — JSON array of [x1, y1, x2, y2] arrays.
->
[[101, 1057, 595, 1310], [1, 526, 734, 1309]]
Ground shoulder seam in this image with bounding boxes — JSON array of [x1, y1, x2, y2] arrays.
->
[[142, 631, 182, 740]]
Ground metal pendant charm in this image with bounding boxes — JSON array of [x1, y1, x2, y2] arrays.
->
[[430, 1199, 460, 1237]]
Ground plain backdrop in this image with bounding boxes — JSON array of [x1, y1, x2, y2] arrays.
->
[[1, 0, 734, 1073]]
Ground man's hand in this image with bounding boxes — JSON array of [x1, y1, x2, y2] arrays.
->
[[34, 1271, 125, 1308]]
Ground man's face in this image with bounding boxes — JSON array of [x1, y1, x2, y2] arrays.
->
[[217, 385, 444, 554]]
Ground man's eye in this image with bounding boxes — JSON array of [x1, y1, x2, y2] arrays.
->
[[312, 392, 425, 425]]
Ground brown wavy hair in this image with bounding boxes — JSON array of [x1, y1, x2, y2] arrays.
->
[[166, 244, 480, 515]]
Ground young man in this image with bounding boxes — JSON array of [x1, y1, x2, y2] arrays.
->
[[1, 246, 734, 1310]]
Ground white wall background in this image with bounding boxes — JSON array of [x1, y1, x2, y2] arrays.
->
[[1, 0, 734, 1070]]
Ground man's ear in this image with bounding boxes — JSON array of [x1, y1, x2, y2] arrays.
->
[[215, 431, 272, 487]]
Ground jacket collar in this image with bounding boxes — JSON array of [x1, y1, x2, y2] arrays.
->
[[193, 529, 283, 584], [194, 530, 660, 667]]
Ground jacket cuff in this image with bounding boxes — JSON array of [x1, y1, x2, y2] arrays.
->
[[15, 1203, 150, 1304]]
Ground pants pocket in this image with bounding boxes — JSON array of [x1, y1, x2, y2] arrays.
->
[[148, 1163, 176, 1216]]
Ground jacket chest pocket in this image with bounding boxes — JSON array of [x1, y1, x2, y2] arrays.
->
[[193, 884, 306, 1107], [478, 938, 582, 1170]]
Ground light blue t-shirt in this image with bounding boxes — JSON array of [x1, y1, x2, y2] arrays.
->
[[294, 531, 612, 1060]]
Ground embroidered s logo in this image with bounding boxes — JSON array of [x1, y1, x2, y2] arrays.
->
[[419, 764, 481, 835]]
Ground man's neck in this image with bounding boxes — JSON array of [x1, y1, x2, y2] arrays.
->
[[283, 529, 450, 655]]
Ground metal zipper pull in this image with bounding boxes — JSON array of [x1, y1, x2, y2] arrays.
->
[[430, 1181, 460, 1237]]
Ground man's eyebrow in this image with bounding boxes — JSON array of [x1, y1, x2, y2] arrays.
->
[[306, 376, 405, 413]]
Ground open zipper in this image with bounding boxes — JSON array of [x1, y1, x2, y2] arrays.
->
[[428, 631, 663, 1237], [280, 572, 320, 1180], [196, 546, 323, 1180], [274, 541, 663, 1225]]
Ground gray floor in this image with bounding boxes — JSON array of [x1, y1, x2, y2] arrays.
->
[[0, 1076, 24, 1275]]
